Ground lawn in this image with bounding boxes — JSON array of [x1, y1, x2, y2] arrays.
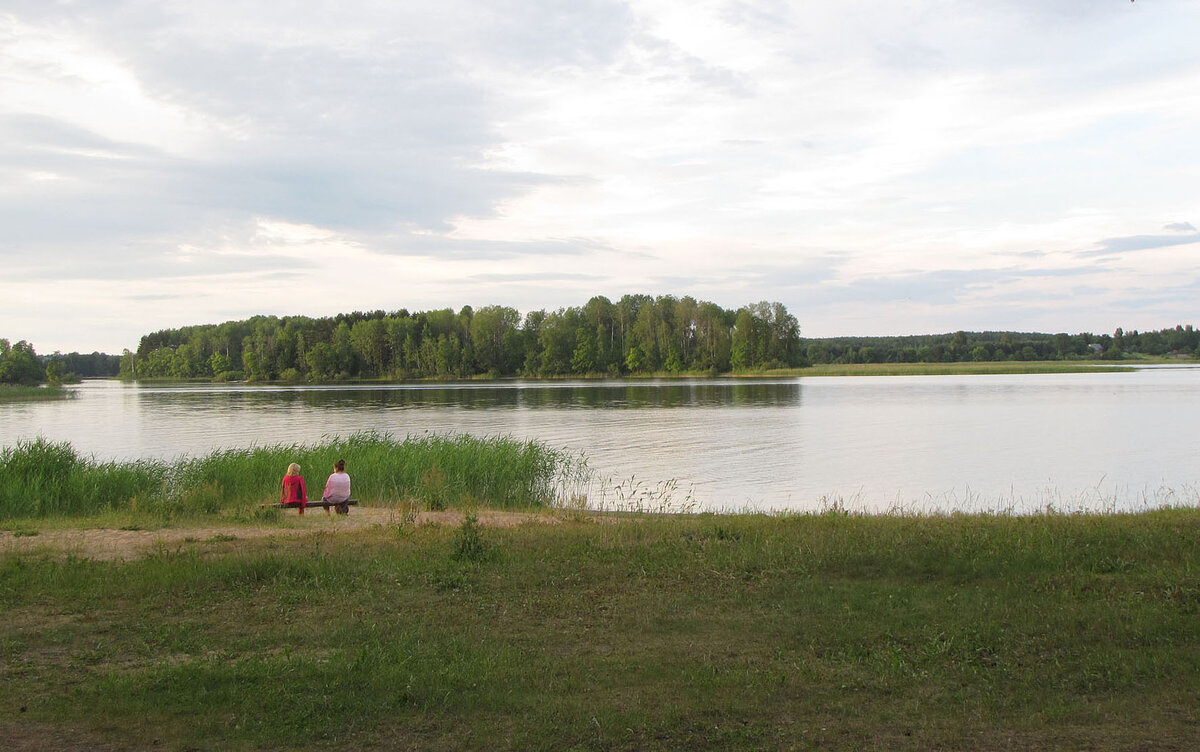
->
[[3, 508, 1198, 750]]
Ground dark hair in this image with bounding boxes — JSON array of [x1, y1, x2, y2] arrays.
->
[[334, 459, 345, 472]]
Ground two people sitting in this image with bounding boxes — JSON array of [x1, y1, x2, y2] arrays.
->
[[280, 459, 351, 515]]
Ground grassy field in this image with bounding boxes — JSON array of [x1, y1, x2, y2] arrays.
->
[[2, 507, 1199, 750]]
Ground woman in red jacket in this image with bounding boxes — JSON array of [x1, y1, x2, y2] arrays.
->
[[280, 462, 307, 515]]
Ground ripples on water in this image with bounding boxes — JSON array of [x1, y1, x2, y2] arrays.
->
[[4, 371, 1199, 514]]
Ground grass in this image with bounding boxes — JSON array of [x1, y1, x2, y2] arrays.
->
[[0, 384, 72, 401], [1, 508, 1198, 750], [0, 433, 587, 522], [769, 361, 1137, 377]]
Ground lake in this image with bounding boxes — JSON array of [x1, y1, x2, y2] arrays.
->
[[3, 368, 1199, 513]]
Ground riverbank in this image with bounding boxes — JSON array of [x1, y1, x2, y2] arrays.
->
[[3, 507, 1198, 750], [0, 385, 72, 402], [773, 360, 1146, 377], [121, 358, 1164, 385]]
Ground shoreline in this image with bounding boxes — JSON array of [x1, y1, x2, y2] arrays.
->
[[107, 358, 1181, 387]]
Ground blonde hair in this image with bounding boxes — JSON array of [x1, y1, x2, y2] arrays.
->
[[286, 463, 301, 476]]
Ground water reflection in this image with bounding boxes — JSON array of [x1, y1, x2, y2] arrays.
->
[[133, 379, 803, 411]]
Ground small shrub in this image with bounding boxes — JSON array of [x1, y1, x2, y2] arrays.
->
[[452, 513, 491, 563]]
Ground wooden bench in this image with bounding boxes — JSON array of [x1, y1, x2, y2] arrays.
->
[[271, 499, 358, 515]]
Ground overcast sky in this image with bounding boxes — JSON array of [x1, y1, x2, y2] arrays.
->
[[3, 0, 1198, 353]]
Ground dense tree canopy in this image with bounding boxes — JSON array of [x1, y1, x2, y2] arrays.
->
[[8, 317, 1198, 386], [0, 342, 118, 385], [121, 296, 804, 380], [800, 326, 1200, 365], [119, 305, 1200, 381], [0, 339, 45, 385]]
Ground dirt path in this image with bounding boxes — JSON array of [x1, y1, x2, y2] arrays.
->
[[0, 507, 570, 561]]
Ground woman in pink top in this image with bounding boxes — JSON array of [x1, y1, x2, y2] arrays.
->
[[280, 463, 307, 515], [322, 459, 351, 514]]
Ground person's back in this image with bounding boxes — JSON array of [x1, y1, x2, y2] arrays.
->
[[280, 463, 307, 515], [323, 459, 351, 503]]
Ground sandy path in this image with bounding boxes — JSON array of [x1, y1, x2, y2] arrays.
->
[[0, 507, 569, 561]]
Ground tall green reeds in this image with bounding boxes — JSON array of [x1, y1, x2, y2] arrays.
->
[[0, 438, 166, 518], [0, 432, 587, 521]]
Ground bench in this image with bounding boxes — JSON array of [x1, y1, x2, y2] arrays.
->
[[271, 498, 358, 515]]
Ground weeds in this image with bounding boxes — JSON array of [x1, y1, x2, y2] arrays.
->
[[594, 474, 699, 513], [388, 500, 420, 536], [451, 513, 492, 563]]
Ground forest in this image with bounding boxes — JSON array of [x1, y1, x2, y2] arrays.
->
[[801, 325, 1200, 365], [123, 296, 802, 381], [0, 340, 119, 386], [4, 303, 1197, 386], [116, 291, 1197, 382]]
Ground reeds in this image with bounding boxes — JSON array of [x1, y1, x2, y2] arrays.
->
[[0, 385, 73, 401], [0, 432, 588, 521]]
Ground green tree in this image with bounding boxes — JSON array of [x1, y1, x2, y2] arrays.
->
[[730, 309, 755, 371], [44, 358, 64, 386], [209, 351, 233, 376], [305, 342, 338, 380], [119, 349, 139, 379], [535, 309, 576, 376], [350, 319, 388, 377], [0, 340, 46, 385], [570, 327, 598, 374], [625, 344, 645, 373], [470, 306, 520, 375]]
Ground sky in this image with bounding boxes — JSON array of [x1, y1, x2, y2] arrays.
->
[[2, 0, 1198, 354]]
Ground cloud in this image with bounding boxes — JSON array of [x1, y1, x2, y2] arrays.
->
[[372, 233, 609, 260], [469, 271, 602, 283], [1078, 232, 1200, 258], [0, 1, 627, 261], [3, 0, 1200, 352], [800, 266, 1101, 307]]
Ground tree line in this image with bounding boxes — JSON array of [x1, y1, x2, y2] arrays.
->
[[0, 341, 119, 386], [121, 296, 803, 381], [802, 326, 1199, 365], [6, 318, 1196, 386]]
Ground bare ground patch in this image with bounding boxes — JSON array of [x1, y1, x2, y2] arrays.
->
[[0, 506, 569, 561]]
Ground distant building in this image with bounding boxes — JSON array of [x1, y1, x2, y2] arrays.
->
[[1088, 343, 1104, 353]]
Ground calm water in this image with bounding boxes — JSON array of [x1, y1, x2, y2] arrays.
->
[[3, 369, 1200, 513]]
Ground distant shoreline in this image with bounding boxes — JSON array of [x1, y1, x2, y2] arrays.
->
[[103, 358, 1180, 386]]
